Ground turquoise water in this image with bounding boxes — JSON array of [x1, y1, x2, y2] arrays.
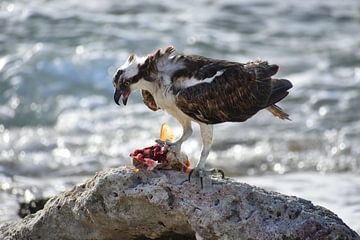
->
[[0, 0, 359, 233]]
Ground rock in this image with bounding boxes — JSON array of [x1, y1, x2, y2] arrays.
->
[[1, 167, 359, 240], [18, 198, 50, 218]]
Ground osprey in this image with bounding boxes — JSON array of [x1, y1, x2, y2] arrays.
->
[[113, 46, 292, 181]]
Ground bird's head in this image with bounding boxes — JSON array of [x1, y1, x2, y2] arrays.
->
[[112, 54, 146, 106], [113, 46, 175, 106]]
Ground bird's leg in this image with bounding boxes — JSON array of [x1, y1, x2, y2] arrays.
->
[[167, 120, 192, 156], [196, 123, 213, 170], [189, 123, 224, 188]]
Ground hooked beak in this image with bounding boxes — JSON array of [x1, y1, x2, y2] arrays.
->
[[114, 88, 130, 106]]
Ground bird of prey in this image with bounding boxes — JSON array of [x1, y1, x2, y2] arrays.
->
[[113, 46, 292, 182]]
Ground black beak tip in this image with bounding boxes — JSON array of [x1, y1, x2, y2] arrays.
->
[[122, 97, 128, 106], [114, 89, 122, 106], [114, 95, 120, 105]]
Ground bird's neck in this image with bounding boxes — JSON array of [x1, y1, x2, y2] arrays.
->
[[141, 79, 159, 93], [130, 78, 158, 95], [133, 54, 183, 95]]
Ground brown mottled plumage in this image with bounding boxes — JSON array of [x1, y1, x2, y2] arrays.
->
[[172, 57, 287, 124], [113, 46, 293, 176]]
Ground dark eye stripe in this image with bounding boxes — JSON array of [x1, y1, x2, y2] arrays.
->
[[129, 75, 139, 83], [113, 69, 124, 83]]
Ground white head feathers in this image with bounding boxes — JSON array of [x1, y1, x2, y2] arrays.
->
[[118, 55, 146, 79]]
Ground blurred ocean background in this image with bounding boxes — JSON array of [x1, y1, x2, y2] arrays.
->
[[0, 0, 359, 233]]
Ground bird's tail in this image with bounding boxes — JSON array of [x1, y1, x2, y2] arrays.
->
[[267, 105, 290, 120], [266, 78, 292, 120]]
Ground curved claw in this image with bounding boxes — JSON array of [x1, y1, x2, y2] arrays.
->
[[155, 139, 173, 146], [211, 169, 225, 179], [188, 168, 195, 182], [188, 169, 204, 188], [188, 168, 225, 189]]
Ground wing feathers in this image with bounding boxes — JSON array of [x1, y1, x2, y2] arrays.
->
[[255, 64, 279, 80], [267, 79, 292, 106], [175, 66, 271, 124], [173, 56, 291, 124]]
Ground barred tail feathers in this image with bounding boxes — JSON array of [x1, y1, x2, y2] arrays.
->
[[267, 104, 291, 120]]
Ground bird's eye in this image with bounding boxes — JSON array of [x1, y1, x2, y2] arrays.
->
[[125, 81, 130, 86]]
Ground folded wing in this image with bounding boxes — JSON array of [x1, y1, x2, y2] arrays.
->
[[175, 60, 292, 124]]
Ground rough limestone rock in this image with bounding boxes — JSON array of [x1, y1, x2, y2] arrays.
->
[[1, 167, 359, 240]]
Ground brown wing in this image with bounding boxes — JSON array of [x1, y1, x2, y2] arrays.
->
[[171, 55, 241, 83], [141, 90, 160, 111], [175, 61, 279, 124]]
